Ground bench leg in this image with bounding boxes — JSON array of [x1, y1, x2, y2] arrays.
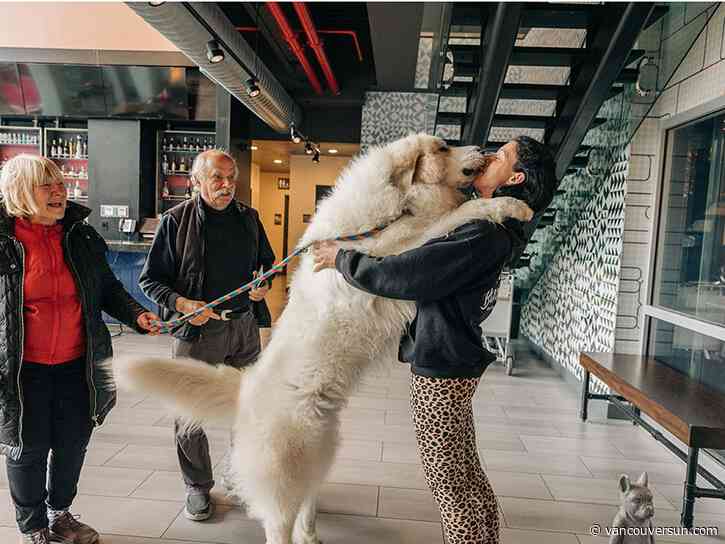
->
[[579, 369, 590, 422], [681, 446, 699, 529]]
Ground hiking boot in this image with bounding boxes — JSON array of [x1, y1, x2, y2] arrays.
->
[[49, 511, 99, 544], [184, 492, 213, 521], [19, 528, 50, 544]]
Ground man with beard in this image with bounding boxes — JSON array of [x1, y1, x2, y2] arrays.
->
[[139, 149, 275, 521]]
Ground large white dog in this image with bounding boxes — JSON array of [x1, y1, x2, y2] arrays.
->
[[115, 134, 532, 544]]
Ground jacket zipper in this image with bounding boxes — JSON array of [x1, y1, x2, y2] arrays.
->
[[11, 237, 26, 455], [64, 225, 98, 425]]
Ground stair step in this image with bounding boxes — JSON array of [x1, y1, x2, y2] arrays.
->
[[449, 4, 666, 36], [451, 45, 645, 69], [492, 114, 551, 129], [451, 3, 595, 29], [436, 112, 467, 126]]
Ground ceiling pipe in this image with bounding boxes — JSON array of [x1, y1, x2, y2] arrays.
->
[[236, 27, 363, 62], [292, 2, 340, 95], [265, 2, 324, 95]]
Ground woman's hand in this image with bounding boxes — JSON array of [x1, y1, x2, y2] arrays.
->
[[136, 311, 162, 335], [175, 297, 221, 326], [249, 270, 270, 302], [312, 241, 341, 272]]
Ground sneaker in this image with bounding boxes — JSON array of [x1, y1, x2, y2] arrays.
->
[[184, 492, 213, 521], [49, 512, 99, 544], [19, 528, 50, 544]]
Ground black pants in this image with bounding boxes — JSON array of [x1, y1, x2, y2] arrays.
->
[[6, 358, 93, 534]]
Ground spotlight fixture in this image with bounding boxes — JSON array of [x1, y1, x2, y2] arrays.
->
[[246, 77, 261, 98], [250, 145, 259, 151], [148, 1, 165, 5], [273, 159, 283, 164], [328, 148, 338, 154], [206, 40, 224, 64], [312, 151, 320, 164], [304, 142, 313, 155], [290, 124, 302, 144]]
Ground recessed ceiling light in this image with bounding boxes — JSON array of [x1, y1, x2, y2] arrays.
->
[[273, 159, 283, 164], [328, 148, 338, 154], [250, 145, 258, 151]]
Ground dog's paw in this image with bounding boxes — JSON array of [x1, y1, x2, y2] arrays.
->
[[460, 196, 533, 224], [493, 196, 534, 223]]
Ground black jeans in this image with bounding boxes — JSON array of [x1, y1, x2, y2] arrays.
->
[[6, 358, 93, 534]]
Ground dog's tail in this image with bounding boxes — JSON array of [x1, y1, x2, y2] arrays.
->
[[112, 356, 243, 427]]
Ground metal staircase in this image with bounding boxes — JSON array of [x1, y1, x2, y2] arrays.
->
[[430, 2, 668, 268]]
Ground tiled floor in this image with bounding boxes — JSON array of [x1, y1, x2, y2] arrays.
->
[[4, 281, 725, 543]]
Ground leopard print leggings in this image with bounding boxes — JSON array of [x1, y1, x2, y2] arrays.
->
[[410, 374, 500, 544]]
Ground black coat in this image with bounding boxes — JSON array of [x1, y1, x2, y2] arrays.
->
[[335, 219, 524, 379], [0, 201, 148, 459], [139, 195, 276, 340]]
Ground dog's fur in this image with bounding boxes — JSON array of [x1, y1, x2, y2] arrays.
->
[[114, 134, 533, 544]]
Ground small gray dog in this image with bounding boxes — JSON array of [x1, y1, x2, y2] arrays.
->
[[609, 472, 655, 544]]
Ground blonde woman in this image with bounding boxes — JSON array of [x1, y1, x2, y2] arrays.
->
[[0, 154, 160, 544]]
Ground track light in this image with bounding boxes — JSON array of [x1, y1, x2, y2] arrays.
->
[[246, 77, 261, 98], [304, 142, 313, 155], [290, 124, 302, 144], [206, 40, 224, 64], [312, 150, 320, 164]]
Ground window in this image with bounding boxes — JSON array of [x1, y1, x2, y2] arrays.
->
[[653, 111, 725, 326]]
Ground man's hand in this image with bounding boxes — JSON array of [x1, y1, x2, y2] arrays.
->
[[136, 311, 161, 335], [249, 270, 270, 302], [312, 241, 341, 272], [175, 297, 221, 326]]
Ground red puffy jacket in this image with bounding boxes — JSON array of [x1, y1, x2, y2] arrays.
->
[[14, 218, 85, 364]]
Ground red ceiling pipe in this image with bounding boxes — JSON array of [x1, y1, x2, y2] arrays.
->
[[265, 2, 324, 95], [235, 27, 363, 62], [318, 30, 363, 62], [292, 2, 340, 95]]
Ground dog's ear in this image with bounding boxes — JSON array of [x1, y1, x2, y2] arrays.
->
[[393, 153, 424, 188]]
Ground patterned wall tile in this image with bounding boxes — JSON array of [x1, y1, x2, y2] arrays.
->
[[360, 92, 439, 148], [415, 37, 433, 89], [521, 148, 630, 392]]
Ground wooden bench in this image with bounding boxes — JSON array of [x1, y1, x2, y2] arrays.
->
[[579, 352, 725, 528]]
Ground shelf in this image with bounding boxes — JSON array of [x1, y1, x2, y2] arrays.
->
[[68, 196, 88, 202], [162, 195, 191, 201], [163, 171, 190, 177], [161, 148, 207, 154], [0, 143, 40, 147], [52, 156, 88, 161]]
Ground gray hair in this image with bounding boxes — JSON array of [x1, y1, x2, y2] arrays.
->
[[190, 149, 238, 184], [0, 154, 64, 217]]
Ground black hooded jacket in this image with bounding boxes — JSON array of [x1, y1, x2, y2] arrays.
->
[[335, 219, 524, 378]]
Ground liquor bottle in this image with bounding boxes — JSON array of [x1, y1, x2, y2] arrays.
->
[[162, 137, 168, 151], [162, 179, 170, 199], [65, 139, 70, 158], [60, 164, 67, 177], [162, 154, 169, 174], [82, 141, 87, 157], [185, 177, 192, 198], [183, 136, 188, 150], [171, 158, 177, 173], [179, 157, 186, 172], [169, 137, 174, 151], [76, 136, 82, 158], [195, 137, 200, 152], [50, 139, 56, 157], [73, 179, 83, 199]]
